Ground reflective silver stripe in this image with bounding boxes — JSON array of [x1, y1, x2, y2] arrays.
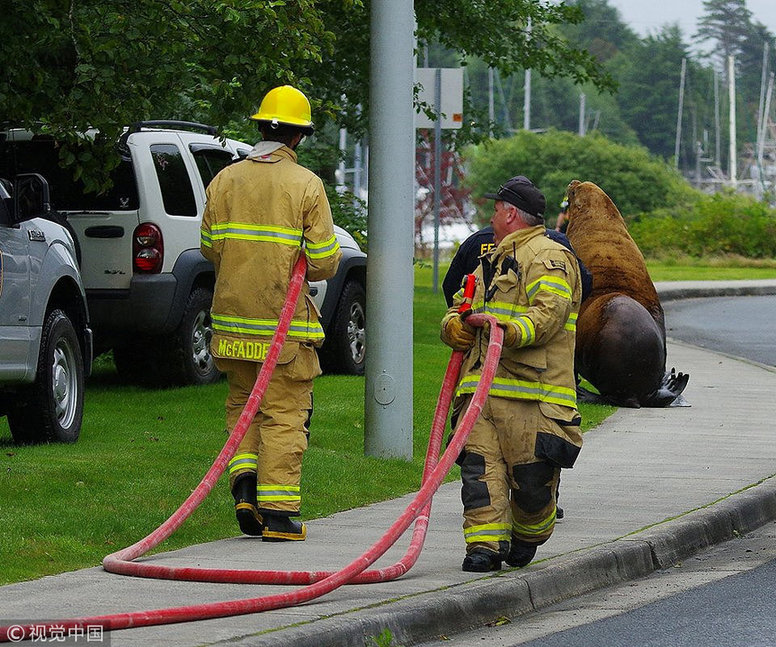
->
[[512, 509, 556, 537], [257, 485, 301, 502], [210, 223, 303, 246], [512, 315, 535, 346], [228, 453, 258, 475], [565, 311, 577, 332], [211, 314, 325, 340], [305, 235, 340, 259], [457, 376, 577, 407], [463, 523, 511, 543], [526, 276, 572, 302]]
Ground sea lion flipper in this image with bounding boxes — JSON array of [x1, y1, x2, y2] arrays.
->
[[576, 384, 605, 404], [641, 368, 691, 407]]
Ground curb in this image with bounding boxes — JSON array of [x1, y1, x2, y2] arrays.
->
[[655, 281, 776, 302], [214, 477, 776, 647]]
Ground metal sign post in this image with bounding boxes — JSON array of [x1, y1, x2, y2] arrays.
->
[[416, 67, 463, 292]]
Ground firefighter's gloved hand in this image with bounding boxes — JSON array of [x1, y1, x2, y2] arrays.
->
[[441, 315, 476, 351], [498, 321, 520, 347]]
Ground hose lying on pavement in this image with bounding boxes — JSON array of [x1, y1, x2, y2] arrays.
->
[[0, 256, 502, 642]]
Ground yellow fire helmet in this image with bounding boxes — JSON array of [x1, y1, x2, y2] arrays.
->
[[250, 85, 314, 135]]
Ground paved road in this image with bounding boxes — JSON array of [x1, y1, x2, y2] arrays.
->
[[663, 295, 776, 367], [416, 521, 776, 647]]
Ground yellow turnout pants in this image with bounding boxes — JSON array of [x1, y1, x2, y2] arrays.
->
[[216, 341, 321, 516], [456, 395, 561, 555]]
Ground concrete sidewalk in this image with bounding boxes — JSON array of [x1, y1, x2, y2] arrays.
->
[[2, 281, 776, 647]]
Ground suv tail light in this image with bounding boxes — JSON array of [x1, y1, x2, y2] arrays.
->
[[133, 223, 164, 273]]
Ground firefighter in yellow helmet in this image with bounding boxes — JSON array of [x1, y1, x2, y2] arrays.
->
[[201, 85, 341, 541], [440, 175, 582, 571]]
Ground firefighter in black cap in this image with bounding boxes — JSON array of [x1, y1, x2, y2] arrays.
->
[[440, 176, 583, 572]]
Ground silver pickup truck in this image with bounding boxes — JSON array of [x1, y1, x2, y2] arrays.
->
[[0, 174, 92, 444]]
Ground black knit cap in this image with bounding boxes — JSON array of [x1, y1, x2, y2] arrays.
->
[[484, 175, 546, 218]]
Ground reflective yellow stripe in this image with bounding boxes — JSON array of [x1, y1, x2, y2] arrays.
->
[[457, 376, 577, 407], [210, 223, 303, 246], [512, 315, 535, 346], [564, 311, 577, 332], [512, 509, 556, 538], [463, 522, 511, 543], [228, 453, 258, 475], [483, 303, 535, 346], [200, 228, 213, 248], [526, 276, 572, 303], [257, 485, 301, 502], [211, 313, 325, 340], [484, 301, 528, 320], [305, 234, 340, 260]]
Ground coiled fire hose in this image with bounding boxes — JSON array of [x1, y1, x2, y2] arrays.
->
[[0, 266, 501, 642]]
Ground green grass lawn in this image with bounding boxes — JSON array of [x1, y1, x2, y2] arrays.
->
[[646, 263, 776, 281], [11, 260, 746, 584]]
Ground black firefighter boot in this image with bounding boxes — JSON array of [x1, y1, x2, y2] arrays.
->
[[231, 473, 263, 536], [262, 513, 307, 542], [505, 537, 537, 568]]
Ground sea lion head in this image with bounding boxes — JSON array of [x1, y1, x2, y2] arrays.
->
[[565, 180, 628, 242]]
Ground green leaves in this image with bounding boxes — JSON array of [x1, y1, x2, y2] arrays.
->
[[465, 129, 698, 224]]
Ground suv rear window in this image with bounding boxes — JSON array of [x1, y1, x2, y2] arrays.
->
[[0, 137, 139, 211], [150, 143, 197, 217]]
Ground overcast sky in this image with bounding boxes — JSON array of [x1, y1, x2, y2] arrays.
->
[[607, 0, 776, 39]]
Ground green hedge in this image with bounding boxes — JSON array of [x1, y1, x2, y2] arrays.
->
[[465, 129, 776, 261], [629, 192, 776, 259], [465, 129, 698, 223]]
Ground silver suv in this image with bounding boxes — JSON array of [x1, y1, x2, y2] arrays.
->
[[1, 123, 366, 386], [0, 174, 92, 443]]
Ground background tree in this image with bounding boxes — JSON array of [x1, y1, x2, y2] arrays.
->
[[1, 0, 614, 189], [694, 0, 754, 69], [0, 0, 332, 191], [614, 26, 695, 159], [464, 129, 699, 224]]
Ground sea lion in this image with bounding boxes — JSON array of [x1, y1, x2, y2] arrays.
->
[[565, 180, 688, 407]]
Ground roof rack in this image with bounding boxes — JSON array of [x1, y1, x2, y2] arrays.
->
[[127, 121, 218, 136], [117, 121, 219, 159]]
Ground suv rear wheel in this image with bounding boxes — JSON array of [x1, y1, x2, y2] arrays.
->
[[113, 288, 220, 387], [7, 309, 84, 444], [157, 287, 221, 386]]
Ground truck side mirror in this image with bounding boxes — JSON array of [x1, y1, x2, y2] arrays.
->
[[13, 173, 51, 222]]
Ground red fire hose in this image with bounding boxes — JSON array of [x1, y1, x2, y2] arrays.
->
[[0, 263, 501, 642]]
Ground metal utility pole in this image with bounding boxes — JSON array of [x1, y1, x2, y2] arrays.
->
[[714, 71, 721, 168], [523, 68, 531, 131], [757, 73, 775, 198], [675, 57, 686, 169], [757, 44, 770, 144], [432, 68, 442, 294], [523, 18, 532, 131], [337, 125, 347, 193], [578, 93, 586, 136], [364, 0, 415, 460], [488, 67, 495, 137], [728, 55, 737, 187], [494, 70, 511, 132]]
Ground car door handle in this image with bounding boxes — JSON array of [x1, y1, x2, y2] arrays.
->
[[85, 226, 124, 238]]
